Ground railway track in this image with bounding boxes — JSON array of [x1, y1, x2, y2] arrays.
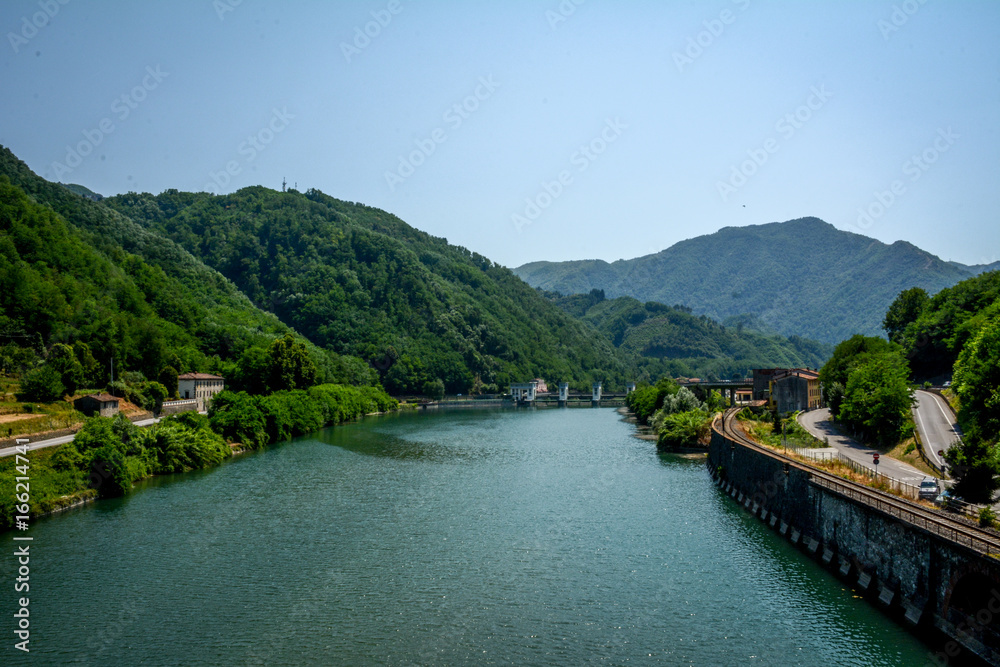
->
[[716, 408, 1000, 556]]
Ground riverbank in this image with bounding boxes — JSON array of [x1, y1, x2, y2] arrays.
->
[[1, 384, 399, 530]]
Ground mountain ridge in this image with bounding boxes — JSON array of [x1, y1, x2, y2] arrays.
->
[[514, 217, 984, 343]]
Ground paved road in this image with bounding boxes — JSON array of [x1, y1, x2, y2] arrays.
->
[[797, 408, 928, 486], [0, 414, 198, 458], [913, 389, 962, 471]]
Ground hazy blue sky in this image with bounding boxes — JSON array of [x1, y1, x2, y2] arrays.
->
[[2, 0, 998, 268]]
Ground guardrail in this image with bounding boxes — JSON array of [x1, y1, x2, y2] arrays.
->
[[779, 437, 921, 500], [811, 475, 997, 555], [716, 408, 1000, 556]]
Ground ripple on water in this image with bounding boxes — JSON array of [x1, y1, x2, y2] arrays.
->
[[10, 408, 932, 666]]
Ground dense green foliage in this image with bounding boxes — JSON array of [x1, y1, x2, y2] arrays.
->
[[818, 335, 897, 417], [887, 271, 1000, 379], [655, 409, 712, 450], [105, 186, 626, 395], [947, 312, 1000, 502], [0, 147, 368, 395], [546, 291, 831, 381], [883, 287, 929, 345], [516, 217, 987, 343], [838, 352, 913, 447], [625, 378, 680, 425], [819, 335, 912, 446], [0, 412, 231, 527], [208, 384, 398, 450]]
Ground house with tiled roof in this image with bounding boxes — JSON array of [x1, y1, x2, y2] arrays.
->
[[74, 393, 120, 417], [177, 372, 225, 410]]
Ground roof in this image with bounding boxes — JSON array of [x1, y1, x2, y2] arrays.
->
[[177, 372, 224, 380], [774, 368, 820, 381], [81, 393, 119, 403]]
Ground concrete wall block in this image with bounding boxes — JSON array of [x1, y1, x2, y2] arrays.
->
[[878, 583, 895, 606]]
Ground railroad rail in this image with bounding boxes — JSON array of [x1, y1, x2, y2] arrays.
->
[[716, 408, 1000, 556]]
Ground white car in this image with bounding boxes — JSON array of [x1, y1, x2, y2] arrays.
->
[[919, 477, 940, 500]]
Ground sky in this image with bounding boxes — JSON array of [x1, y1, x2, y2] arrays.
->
[[1, 0, 998, 269]]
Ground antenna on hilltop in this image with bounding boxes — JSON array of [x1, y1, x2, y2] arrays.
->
[[282, 177, 287, 192]]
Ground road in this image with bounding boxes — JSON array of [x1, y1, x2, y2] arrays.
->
[[912, 389, 962, 471], [0, 415, 172, 458], [797, 408, 928, 486]]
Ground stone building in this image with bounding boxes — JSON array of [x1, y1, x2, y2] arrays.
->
[[770, 368, 822, 414], [74, 393, 120, 417]]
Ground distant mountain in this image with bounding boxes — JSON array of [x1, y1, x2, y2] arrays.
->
[[105, 187, 627, 394], [515, 217, 982, 343], [544, 290, 832, 381]]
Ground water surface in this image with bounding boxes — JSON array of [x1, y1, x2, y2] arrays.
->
[[2, 407, 930, 665]]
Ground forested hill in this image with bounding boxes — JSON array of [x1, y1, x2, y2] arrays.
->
[[546, 290, 832, 381], [0, 146, 387, 387], [515, 217, 980, 344], [105, 186, 626, 394]]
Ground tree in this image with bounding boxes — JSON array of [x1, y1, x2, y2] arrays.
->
[[158, 365, 179, 399], [946, 314, 1000, 502], [267, 334, 317, 392], [883, 287, 929, 345], [48, 343, 85, 396], [839, 352, 913, 447], [819, 335, 896, 415], [953, 314, 1000, 443], [90, 444, 132, 498], [422, 378, 445, 400], [17, 364, 64, 402]]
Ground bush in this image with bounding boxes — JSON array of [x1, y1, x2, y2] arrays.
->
[[980, 506, 996, 529], [657, 409, 712, 450], [17, 364, 64, 402], [422, 378, 445, 400]]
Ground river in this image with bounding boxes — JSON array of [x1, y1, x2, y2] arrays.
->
[[3, 407, 931, 665]]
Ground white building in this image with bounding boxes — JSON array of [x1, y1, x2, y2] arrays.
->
[[510, 381, 538, 403], [178, 372, 225, 410]]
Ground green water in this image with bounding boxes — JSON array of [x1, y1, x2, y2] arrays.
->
[[3, 408, 932, 665]]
